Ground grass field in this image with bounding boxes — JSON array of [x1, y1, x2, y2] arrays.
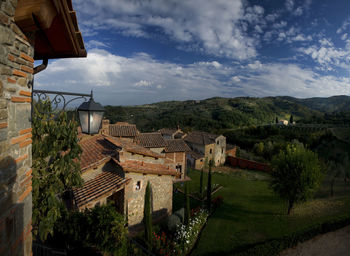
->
[[173, 167, 350, 256]]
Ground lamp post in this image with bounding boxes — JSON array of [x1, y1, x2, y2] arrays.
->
[[32, 89, 105, 134], [77, 96, 105, 135]]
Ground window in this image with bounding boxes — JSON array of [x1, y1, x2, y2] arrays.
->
[[135, 181, 141, 191], [95, 202, 100, 207], [222, 148, 224, 154], [176, 164, 182, 172], [200, 159, 203, 162], [217, 141, 219, 145], [210, 149, 212, 154]]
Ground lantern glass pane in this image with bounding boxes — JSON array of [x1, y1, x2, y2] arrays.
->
[[89, 111, 104, 134], [78, 110, 89, 133]]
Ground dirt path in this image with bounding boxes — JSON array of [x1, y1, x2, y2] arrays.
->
[[279, 225, 350, 256]]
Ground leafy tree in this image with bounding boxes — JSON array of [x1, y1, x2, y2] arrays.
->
[[254, 142, 264, 156], [32, 102, 83, 241], [207, 160, 213, 212], [184, 182, 190, 226], [270, 143, 323, 215], [143, 181, 152, 248]]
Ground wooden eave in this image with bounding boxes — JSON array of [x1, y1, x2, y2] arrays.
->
[[14, 0, 86, 60]]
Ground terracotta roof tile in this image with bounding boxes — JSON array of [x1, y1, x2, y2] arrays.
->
[[184, 131, 220, 145], [104, 135, 165, 158], [165, 139, 191, 152], [117, 159, 179, 177], [109, 122, 139, 137], [73, 171, 128, 208], [79, 134, 117, 171], [135, 132, 166, 148], [188, 150, 204, 160]]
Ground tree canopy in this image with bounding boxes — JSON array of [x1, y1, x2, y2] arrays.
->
[[270, 143, 324, 214]]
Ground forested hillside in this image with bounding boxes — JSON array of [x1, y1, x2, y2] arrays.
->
[[104, 96, 350, 132]]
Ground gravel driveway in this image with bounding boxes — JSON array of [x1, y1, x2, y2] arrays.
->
[[279, 225, 350, 256]]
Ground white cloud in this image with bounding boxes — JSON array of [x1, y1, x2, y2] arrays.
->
[[298, 37, 350, 71], [85, 40, 109, 49], [285, 0, 312, 16], [285, 0, 294, 12], [35, 48, 350, 105], [74, 0, 260, 60], [337, 18, 350, 34], [134, 80, 152, 87]]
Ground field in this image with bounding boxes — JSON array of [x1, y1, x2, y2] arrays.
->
[[173, 167, 350, 256]]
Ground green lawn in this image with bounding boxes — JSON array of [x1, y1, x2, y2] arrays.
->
[[174, 167, 350, 256]]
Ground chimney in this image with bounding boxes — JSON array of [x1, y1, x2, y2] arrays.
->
[[101, 119, 110, 134]]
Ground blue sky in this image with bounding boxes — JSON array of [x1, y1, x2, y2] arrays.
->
[[35, 0, 350, 105]]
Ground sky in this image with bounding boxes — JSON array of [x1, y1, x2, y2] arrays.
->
[[35, 0, 350, 106]]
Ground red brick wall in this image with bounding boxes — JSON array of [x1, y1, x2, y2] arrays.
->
[[227, 156, 271, 173]]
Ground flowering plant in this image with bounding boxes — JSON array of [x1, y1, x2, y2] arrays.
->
[[174, 209, 209, 254]]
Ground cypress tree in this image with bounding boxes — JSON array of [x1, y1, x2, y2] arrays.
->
[[290, 114, 294, 124], [275, 116, 279, 124], [184, 181, 190, 226], [199, 169, 204, 195], [207, 160, 213, 212], [200, 158, 207, 196], [144, 181, 152, 248]]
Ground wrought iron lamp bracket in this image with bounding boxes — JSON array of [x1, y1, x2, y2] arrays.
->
[[32, 89, 93, 119]]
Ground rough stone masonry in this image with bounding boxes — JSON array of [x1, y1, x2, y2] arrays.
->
[[0, 0, 34, 255]]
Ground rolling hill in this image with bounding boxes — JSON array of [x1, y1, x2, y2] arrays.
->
[[103, 96, 350, 132]]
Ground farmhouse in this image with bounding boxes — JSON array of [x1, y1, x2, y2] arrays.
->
[[184, 131, 226, 169], [72, 134, 179, 228]]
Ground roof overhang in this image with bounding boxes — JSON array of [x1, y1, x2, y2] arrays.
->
[[14, 0, 86, 60]]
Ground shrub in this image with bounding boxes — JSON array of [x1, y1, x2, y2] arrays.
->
[[54, 204, 127, 254], [174, 208, 185, 223], [166, 214, 182, 233]]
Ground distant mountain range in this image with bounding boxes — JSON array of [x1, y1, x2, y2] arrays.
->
[[104, 95, 350, 132]]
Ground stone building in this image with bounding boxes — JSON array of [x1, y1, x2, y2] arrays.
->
[[72, 134, 179, 229], [0, 1, 85, 255], [164, 139, 191, 180], [184, 131, 226, 169]]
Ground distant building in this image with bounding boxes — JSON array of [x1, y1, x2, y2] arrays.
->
[[279, 119, 289, 125], [184, 131, 226, 169]]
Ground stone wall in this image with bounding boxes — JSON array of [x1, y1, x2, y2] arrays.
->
[[0, 1, 34, 255], [165, 151, 186, 179], [125, 173, 173, 227]]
